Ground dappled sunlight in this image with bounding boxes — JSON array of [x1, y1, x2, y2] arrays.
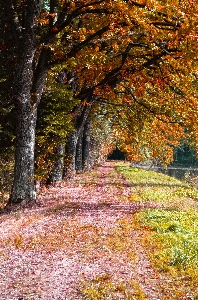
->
[[0, 162, 198, 299]]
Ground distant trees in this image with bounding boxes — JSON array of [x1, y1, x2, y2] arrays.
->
[[173, 143, 198, 167]]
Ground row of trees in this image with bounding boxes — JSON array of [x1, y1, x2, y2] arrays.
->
[[0, 0, 198, 205]]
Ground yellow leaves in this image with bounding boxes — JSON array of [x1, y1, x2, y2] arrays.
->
[[115, 114, 185, 165], [32, 0, 198, 156], [89, 29, 95, 35], [14, 234, 24, 249], [79, 34, 85, 41], [81, 27, 87, 34], [112, 42, 119, 51], [70, 2, 76, 10]]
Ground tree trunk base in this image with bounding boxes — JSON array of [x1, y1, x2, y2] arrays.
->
[[1, 198, 41, 214]]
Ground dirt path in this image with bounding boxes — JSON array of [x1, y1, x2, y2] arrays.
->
[[0, 162, 164, 299]]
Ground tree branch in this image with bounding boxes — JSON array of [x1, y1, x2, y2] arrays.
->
[[152, 21, 181, 30], [67, 25, 110, 58], [120, 83, 181, 124]]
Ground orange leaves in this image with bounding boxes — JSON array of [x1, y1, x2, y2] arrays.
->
[[35, 17, 49, 25], [135, 86, 145, 97], [112, 42, 119, 51], [188, 33, 198, 40], [35, 11, 56, 25], [109, 23, 116, 30], [49, 13, 56, 18], [32, 0, 198, 162], [94, 45, 100, 52], [81, 101, 91, 106], [51, 27, 58, 32]]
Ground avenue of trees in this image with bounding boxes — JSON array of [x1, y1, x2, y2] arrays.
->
[[0, 0, 198, 204]]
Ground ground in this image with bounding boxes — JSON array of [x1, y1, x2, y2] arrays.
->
[[0, 161, 197, 299]]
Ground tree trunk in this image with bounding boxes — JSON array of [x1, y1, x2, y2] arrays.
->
[[89, 139, 101, 168], [75, 133, 83, 173], [82, 120, 91, 171], [64, 102, 94, 177], [9, 47, 49, 203], [64, 130, 78, 177], [10, 103, 37, 203], [9, 37, 37, 203], [4, 0, 49, 204], [50, 144, 65, 183]]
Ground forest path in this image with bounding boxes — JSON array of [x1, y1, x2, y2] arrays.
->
[[0, 161, 165, 300]]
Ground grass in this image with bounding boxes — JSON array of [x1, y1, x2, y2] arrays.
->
[[117, 164, 198, 299], [136, 209, 198, 269], [117, 165, 198, 208], [81, 275, 146, 300]]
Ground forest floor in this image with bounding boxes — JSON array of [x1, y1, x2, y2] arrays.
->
[[0, 161, 198, 300]]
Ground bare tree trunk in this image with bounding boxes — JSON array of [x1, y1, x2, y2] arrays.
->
[[89, 139, 101, 168], [64, 102, 94, 177], [10, 104, 37, 202], [50, 144, 65, 183], [9, 47, 49, 203], [82, 120, 91, 171], [4, 0, 49, 204], [75, 134, 83, 173], [9, 42, 38, 202], [64, 131, 78, 177]]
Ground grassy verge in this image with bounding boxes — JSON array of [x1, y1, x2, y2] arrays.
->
[[117, 164, 198, 299], [81, 275, 146, 300]]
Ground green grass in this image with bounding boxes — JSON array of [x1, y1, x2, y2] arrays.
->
[[117, 165, 182, 186], [117, 165, 198, 207], [137, 209, 198, 270], [116, 164, 198, 298]]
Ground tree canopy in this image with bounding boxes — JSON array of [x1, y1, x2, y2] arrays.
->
[[0, 0, 198, 202]]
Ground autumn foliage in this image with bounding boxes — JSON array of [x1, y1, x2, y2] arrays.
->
[[0, 0, 198, 201]]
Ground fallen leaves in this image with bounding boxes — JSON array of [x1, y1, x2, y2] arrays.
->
[[0, 161, 197, 299]]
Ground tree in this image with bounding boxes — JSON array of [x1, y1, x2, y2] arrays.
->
[[61, 0, 198, 168], [1, 0, 198, 204], [1, 0, 124, 203], [34, 69, 79, 183]]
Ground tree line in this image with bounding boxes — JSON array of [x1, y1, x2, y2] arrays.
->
[[0, 0, 198, 205]]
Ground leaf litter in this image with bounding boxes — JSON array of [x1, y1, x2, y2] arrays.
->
[[0, 162, 196, 299]]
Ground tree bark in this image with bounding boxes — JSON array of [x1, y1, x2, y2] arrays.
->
[[82, 120, 92, 171], [4, 0, 50, 203], [64, 102, 94, 177], [75, 133, 83, 173], [50, 144, 65, 183], [9, 37, 37, 202], [89, 139, 101, 168], [64, 130, 78, 178], [9, 45, 49, 203], [10, 103, 37, 202]]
